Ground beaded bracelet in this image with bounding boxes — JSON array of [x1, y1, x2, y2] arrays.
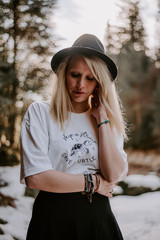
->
[[82, 173, 102, 203], [84, 174, 90, 193], [82, 174, 94, 203], [97, 120, 110, 128]]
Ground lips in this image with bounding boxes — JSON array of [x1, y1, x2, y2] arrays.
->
[[73, 91, 85, 95]]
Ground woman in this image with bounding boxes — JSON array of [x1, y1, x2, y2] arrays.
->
[[20, 34, 128, 240]]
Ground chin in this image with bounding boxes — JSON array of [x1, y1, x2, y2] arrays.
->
[[72, 97, 88, 103]]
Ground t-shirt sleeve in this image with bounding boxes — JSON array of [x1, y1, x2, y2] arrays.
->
[[20, 102, 53, 184], [113, 130, 128, 181]]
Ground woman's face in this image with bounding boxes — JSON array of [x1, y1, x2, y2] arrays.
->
[[66, 55, 97, 109]]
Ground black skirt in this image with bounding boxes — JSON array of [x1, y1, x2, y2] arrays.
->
[[26, 191, 124, 240]]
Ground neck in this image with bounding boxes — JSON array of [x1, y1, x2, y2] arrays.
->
[[71, 100, 90, 113]]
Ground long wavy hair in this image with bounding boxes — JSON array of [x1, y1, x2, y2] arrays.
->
[[50, 54, 128, 140]]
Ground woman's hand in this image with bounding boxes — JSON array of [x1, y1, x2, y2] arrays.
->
[[96, 174, 115, 198], [91, 87, 109, 123]]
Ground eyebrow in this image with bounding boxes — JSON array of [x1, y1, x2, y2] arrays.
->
[[69, 68, 93, 75]]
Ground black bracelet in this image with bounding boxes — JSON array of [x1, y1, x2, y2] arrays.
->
[[82, 174, 95, 203], [88, 174, 94, 194], [84, 174, 90, 193]]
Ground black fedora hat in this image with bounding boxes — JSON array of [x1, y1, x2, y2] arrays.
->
[[51, 34, 118, 81]]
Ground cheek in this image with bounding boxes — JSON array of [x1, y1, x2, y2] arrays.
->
[[66, 78, 71, 90], [66, 77, 75, 89]]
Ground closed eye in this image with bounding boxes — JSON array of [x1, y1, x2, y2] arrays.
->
[[71, 72, 80, 78], [86, 76, 95, 81], [70, 71, 95, 81]]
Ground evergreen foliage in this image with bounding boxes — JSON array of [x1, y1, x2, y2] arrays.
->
[[104, 0, 160, 149], [0, 0, 57, 165]]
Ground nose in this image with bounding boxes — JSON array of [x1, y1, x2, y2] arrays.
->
[[76, 76, 85, 89]]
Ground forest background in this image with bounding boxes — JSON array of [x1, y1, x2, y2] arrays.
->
[[0, 0, 160, 170], [0, 0, 160, 238]]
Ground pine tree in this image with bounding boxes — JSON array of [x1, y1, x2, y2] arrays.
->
[[118, 0, 146, 50], [155, 0, 160, 66], [104, 0, 155, 149], [105, 0, 146, 54], [104, 21, 120, 55], [0, 0, 57, 165]]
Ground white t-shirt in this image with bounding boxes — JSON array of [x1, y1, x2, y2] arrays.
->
[[20, 101, 128, 184]]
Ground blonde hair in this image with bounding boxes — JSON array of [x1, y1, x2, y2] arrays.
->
[[50, 54, 128, 140]]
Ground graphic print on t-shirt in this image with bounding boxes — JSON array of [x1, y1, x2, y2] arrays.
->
[[70, 140, 92, 156], [61, 131, 98, 167]]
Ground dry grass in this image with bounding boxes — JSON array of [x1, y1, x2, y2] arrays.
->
[[126, 149, 160, 176]]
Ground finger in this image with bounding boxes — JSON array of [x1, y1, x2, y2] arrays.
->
[[105, 192, 113, 198], [92, 89, 99, 102], [108, 193, 113, 198], [91, 97, 96, 108], [93, 94, 99, 103], [91, 97, 99, 108], [110, 189, 114, 194]]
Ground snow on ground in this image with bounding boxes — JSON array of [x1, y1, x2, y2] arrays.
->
[[0, 166, 160, 240], [111, 192, 160, 240], [0, 166, 34, 240], [124, 173, 160, 190]]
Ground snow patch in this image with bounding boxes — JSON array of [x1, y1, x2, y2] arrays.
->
[[0, 166, 160, 240], [124, 173, 160, 190]]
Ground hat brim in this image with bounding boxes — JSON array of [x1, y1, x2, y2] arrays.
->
[[51, 46, 117, 81]]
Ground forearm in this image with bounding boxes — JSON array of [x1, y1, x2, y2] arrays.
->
[[25, 169, 115, 198], [26, 169, 85, 193], [98, 117, 126, 183]]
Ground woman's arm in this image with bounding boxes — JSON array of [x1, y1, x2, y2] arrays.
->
[[25, 170, 114, 198], [96, 111, 126, 183], [91, 94, 126, 183], [26, 170, 84, 193]]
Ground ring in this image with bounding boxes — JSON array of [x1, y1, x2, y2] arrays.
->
[[110, 189, 114, 194]]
